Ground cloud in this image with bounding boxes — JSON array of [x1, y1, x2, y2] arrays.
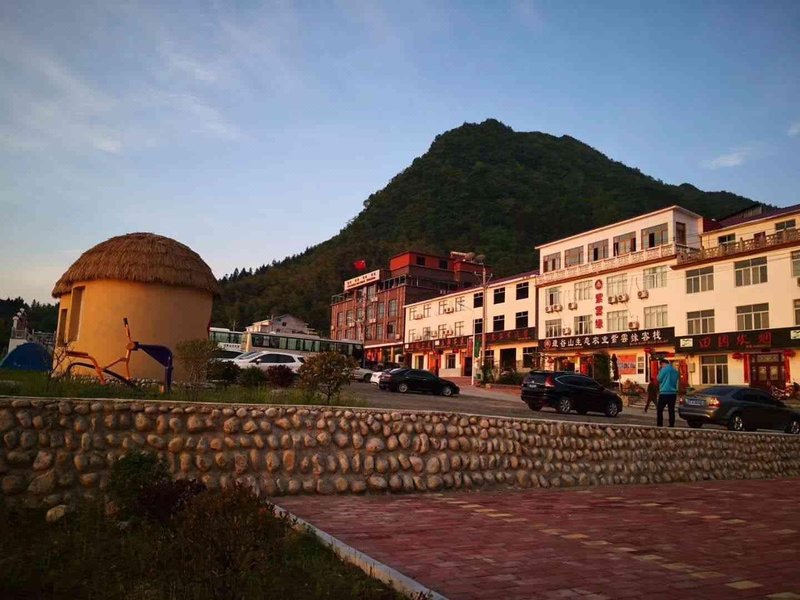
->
[[702, 147, 752, 169], [789, 121, 800, 137]]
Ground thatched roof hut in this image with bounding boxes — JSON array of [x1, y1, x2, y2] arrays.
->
[[52, 233, 220, 298]]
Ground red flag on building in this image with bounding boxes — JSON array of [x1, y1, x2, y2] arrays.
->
[[353, 259, 367, 271]]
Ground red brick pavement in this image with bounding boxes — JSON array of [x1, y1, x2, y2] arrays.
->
[[276, 479, 800, 600]]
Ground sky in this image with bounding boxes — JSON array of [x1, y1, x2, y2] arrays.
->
[[1, 0, 798, 304]]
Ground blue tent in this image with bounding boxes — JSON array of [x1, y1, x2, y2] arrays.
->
[[0, 342, 51, 372]]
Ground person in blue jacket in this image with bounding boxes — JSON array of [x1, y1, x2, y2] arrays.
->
[[656, 357, 679, 427]]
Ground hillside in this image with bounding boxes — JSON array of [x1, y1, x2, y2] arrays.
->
[[213, 119, 757, 332]]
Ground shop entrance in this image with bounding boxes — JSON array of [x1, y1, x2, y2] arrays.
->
[[463, 356, 472, 377], [500, 349, 516, 371], [749, 353, 785, 389]]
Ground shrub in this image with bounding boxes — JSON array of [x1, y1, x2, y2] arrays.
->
[[207, 360, 241, 385], [593, 352, 611, 386], [496, 371, 525, 385], [238, 366, 267, 388], [107, 451, 171, 520], [136, 478, 206, 524], [175, 339, 218, 394], [264, 365, 295, 388], [298, 352, 355, 404]]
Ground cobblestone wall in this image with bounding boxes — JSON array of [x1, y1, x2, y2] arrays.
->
[[2, 397, 800, 508]]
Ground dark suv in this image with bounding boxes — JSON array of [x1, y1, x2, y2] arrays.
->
[[520, 370, 623, 417]]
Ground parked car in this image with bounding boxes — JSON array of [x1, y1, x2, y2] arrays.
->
[[520, 371, 623, 417], [351, 366, 374, 382], [379, 368, 460, 396], [370, 369, 389, 385], [232, 351, 306, 373], [678, 385, 800, 433]]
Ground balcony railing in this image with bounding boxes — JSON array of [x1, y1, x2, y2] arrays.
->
[[538, 242, 688, 284], [676, 229, 800, 265]]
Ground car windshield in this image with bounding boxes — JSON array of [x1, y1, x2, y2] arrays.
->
[[234, 351, 260, 360], [695, 386, 735, 396]]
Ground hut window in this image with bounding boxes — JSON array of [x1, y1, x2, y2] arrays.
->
[[57, 309, 68, 346], [68, 286, 85, 342]]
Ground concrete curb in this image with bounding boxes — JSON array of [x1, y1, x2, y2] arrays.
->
[[273, 504, 448, 600]]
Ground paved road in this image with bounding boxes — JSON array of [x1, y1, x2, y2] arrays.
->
[[278, 478, 800, 600], [347, 382, 698, 430]]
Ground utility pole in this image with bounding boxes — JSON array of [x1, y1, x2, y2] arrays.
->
[[451, 251, 488, 387]]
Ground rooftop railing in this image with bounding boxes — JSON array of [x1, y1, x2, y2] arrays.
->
[[676, 229, 800, 265], [538, 242, 690, 284]]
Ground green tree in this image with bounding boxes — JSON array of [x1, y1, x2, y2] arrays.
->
[[298, 352, 355, 405], [175, 339, 217, 398]]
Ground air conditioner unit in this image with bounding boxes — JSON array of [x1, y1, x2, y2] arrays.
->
[[617, 293, 629, 303], [446, 329, 454, 336], [628, 321, 640, 330], [545, 306, 554, 313], [395, 334, 402, 340], [431, 332, 438, 338], [608, 296, 618, 304], [553, 304, 563, 312], [444, 307, 453, 313], [562, 327, 572, 335], [637, 290, 649, 299], [568, 302, 578, 310]]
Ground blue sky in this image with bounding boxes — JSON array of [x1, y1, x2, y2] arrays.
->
[[1, 0, 798, 303]]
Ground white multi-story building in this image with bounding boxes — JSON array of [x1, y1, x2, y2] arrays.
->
[[404, 270, 539, 378], [535, 206, 704, 384], [672, 203, 800, 388]]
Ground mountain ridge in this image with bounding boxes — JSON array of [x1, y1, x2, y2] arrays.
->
[[212, 119, 758, 332]]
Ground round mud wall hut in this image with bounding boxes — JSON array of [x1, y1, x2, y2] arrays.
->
[[52, 233, 220, 382]]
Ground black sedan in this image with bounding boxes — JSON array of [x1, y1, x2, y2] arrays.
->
[[379, 368, 460, 396], [678, 385, 800, 433], [520, 370, 623, 417]]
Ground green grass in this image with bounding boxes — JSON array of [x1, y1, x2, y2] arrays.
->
[[0, 491, 402, 600], [0, 369, 367, 407]]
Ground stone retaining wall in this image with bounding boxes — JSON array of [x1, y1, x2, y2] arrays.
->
[[2, 396, 800, 508]]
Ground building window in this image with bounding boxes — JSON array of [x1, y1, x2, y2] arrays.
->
[[366, 305, 375, 320], [795, 300, 800, 326], [516, 311, 528, 329], [736, 303, 769, 331], [574, 315, 592, 335], [543, 252, 561, 272], [792, 251, 800, 277], [388, 300, 398, 317], [473, 291, 483, 308], [613, 232, 636, 256], [642, 223, 668, 249], [565, 246, 584, 267], [455, 297, 466, 311], [675, 222, 687, 245], [346, 309, 354, 325], [454, 321, 464, 336], [523, 347, 537, 368], [644, 304, 668, 328], [376, 324, 384, 339], [636, 356, 646, 375], [416, 256, 426, 266], [776, 219, 796, 233], [439, 259, 448, 269], [423, 304, 431, 317], [356, 307, 364, 320], [474, 318, 483, 334], [516, 282, 529, 300], [68, 286, 85, 342], [365, 325, 374, 340], [608, 310, 628, 333], [337, 312, 344, 326], [607, 274, 627, 296], [422, 327, 431, 340], [438, 324, 447, 338], [588, 240, 609, 262], [484, 350, 495, 366], [574, 280, 591, 301], [387, 322, 395, 336], [493, 315, 505, 332], [734, 257, 767, 287], [686, 267, 714, 294], [377, 302, 385, 318], [493, 287, 505, 304], [546, 286, 561, 307], [643, 266, 667, 290], [701, 355, 728, 384], [687, 310, 715, 335], [718, 233, 736, 247], [545, 319, 562, 337], [446, 354, 456, 369]]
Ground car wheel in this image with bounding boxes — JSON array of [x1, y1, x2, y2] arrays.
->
[[687, 419, 703, 429], [604, 400, 620, 418], [556, 397, 573, 414], [362, 374, 371, 383], [441, 386, 453, 397], [727, 413, 745, 432], [786, 418, 800, 435], [397, 382, 409, 394]]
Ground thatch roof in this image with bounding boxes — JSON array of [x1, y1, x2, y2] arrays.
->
[[52, 233, 220, 298]]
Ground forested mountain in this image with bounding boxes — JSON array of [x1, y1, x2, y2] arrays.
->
[[213, 119, 757, 332]]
